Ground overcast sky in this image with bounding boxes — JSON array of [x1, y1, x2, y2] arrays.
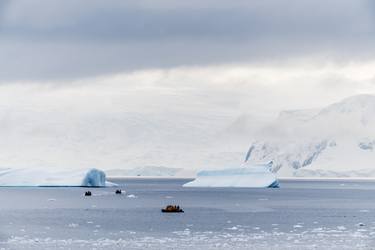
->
[[0, 0, 374, 80], [0, 0, 375, 116]]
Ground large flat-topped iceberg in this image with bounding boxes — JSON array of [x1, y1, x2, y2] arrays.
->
[[0, 168, 115, 187], [183, 163, 279, 188]]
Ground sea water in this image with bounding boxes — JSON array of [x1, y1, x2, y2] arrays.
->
[[0, 178, 375, 249]]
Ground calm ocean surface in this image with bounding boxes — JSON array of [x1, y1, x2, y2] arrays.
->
[[0, 178, 375, 249]]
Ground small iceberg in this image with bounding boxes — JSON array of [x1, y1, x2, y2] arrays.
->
[[0, 168, 116, 187], [183, 162, 279, 188]]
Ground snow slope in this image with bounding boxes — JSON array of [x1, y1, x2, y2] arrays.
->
[[106, 166, 196, 177], [0, 80, 257, 175], [245, 95, 375, 177], [0, 168, 115, 187]]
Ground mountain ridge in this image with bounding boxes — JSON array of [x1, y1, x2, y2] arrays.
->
[[246, 94, 375, 177]]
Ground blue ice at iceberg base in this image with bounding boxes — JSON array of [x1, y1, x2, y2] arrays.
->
[[268, 180, 280, 188], [81, 169, 108, 187]]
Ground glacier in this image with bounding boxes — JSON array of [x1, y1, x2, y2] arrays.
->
[[183, 162, 279, 188], [0, 168, 115, 187], [243, 95, 375, 177]]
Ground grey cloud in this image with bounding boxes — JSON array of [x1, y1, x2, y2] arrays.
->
[[0, 0, 374, 81], [2, 0, 373, 41]]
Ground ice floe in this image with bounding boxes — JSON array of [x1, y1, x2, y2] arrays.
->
[[4, 227, 374, 250]]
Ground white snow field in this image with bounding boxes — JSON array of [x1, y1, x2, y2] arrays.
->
[[106, 166, 196, 177], [0, 168, 115, 187], [183, 162, 279, 188], [244, 94, 375, 177], [102, 94, 375, 179], [0, 89, 374, 179]]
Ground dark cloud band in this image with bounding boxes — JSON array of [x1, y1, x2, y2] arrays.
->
[[0, 0, 374, 81]]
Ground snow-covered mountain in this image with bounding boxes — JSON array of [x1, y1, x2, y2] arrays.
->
[[2, 80, 374, 179], [246, 94, 375, 177]]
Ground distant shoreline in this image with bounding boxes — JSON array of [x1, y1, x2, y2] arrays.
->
[[108, 176, 375, 182]]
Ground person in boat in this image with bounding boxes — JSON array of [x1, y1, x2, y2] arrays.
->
[[162, 205, 184, 213]]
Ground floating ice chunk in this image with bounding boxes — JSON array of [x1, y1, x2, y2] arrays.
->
[[0, 168, 116, 187], [183, 163, 279, 188], [359, 210, 369, 213]]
